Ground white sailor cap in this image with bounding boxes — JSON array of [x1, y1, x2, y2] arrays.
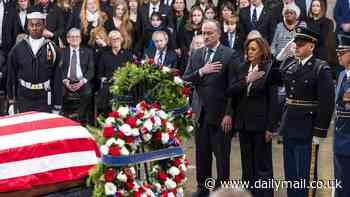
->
[[27, 12, 46, 20]]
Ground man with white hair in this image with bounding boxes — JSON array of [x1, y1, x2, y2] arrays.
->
[[7, 11, 62, 114]]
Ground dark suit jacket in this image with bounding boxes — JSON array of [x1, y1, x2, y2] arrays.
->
[[29, 3, 65, 44], [1, 3, 18, 53], [136, 3, 174, 35], [61, 47, 95, 83], [220, 32, 243, 55], [228, 62, 276, 132], [239, 6, 277, 43], [334, 0, 350, 35], [183, 44, 240, 125], [144, 48, 178, 68]]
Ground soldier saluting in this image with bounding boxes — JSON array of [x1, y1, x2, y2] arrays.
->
[[6, 11, 62, 114], [271, 26, 335, 197]]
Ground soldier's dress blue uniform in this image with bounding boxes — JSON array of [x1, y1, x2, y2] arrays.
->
[[334, 34, 350, 197], [271, 27, 335, 197]]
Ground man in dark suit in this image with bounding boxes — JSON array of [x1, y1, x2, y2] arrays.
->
[[183, 19, 241, 197], [144, 31, 178, 68], [239, 0, 277, 44], [62, 28, 94, 124], [271, 26, 334, 197], [136, 0, 174, 36], [29, 0, 64, 45]]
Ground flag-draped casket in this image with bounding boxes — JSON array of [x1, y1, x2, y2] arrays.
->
[[0, 112, 99, 194]]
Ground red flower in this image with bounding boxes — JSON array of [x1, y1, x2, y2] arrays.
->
[[126, 117, 137, 128], [158, 171, 168, 181], [140, 127, 149, 134], [109, 111, 119, 118], [126, 181, 135, 190], [174, 175, 182, 183], [186, 109, 192, 119], [117, 131, 125, 139], [116, 192, 125, 197], [181, 87, 190, 96], [154, 131, 162, 142], [133, 191, 141, 197], [139, 101, 149, 110], [162, 192, 169, 197], [103, 127, 114, 138], [161, 119, 167, 126], [139, 187, 146, 193], [168, 132, 175, 140], [151, 102, 160, 109], [174, 158, 182, 167], [136, 112, 144, 119], [126, 136, 134, 144], [148, 58, 155, 65], [104, 168, 117, 182], [109, 146, 121, 156], [150, 117, 155, 124]]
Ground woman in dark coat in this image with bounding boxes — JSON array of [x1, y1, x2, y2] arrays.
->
[[306, 0, 335, 62], [228, 37, 276, 197], [97, 30, 133, 114]]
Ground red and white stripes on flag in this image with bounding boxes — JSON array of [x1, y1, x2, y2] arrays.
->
[[0, 112, 100, 192]]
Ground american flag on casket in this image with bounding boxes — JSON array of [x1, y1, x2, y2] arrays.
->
[[0, 112, 100, 192]]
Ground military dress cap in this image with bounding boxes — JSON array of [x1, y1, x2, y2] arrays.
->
[[27, 11, 46, 20], [293, 26, 320, 43], [336, 34, 350, 52]]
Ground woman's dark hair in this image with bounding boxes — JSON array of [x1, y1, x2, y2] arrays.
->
[[171, 0, 189, 17], [204, 4, 216, 18], [194, 0, 214, 8], [244, 37, 272, 65], [220, 1, 235, 22], [185, 6, 204, 31], [308, 0, 327, 18]]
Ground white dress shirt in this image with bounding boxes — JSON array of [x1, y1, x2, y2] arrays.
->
[[29, 37, 44, 55], [67, 47, 84, 80], [300, 54, 313, 66], [149, 2, 160, 17], [250, 4, 264, 22]]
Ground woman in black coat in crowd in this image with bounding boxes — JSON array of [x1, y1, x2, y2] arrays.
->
[[306, 0, 334, 62], [228, 37, 276, 197], [97, 30, 133, 114]]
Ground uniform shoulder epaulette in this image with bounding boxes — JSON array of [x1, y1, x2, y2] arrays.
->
[[313, 58, 330, 77]]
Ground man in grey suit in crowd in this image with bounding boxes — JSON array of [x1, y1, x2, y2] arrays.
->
[[183, 19, 241, 197]]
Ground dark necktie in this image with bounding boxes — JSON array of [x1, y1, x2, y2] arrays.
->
[[204, 49, 214, 64], [252, 8, 257, 28], [69, 50, 78, 81], [157, 50, 164, 65]]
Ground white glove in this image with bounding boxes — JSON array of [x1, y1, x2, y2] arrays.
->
[[312, 136, 325, 145], [8, 104, 14, 115], [276, 40, 295, 61]]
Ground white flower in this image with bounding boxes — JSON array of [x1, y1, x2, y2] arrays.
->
[[154, 116, 162, 126], [131, 128, 140, 136], [177, 188, 184, 197], [167, 166, 180, 177], [104, 182, 117, 195], [167, 192, 176, 197], [166, 122, 175, 131], [143, 133, 152, 141], [120, 146, 130, 155], [130, 167, 136, 175], [116, 171, 128, 182], [157, 110, 168, 119], [119, 124, 132, 136], [117, 106, 129, 118], [144, 119, 153, 131], [174, 76, 184, 85], [179, 164, 187, 171], [162, 66, 171, 73], [154, 182, 162, 191], [134, 182, 140, 189], [100, 145, 109, 155], [165, 178, 177, 189], [145, 188, 155, 196], [161, 133, 170, 144], [105, 117, 115, 125], [106, 138, 117, 147], [136, 119, 143, 126], [115, 138, 125, 147], [186, 126, 194, 133]]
